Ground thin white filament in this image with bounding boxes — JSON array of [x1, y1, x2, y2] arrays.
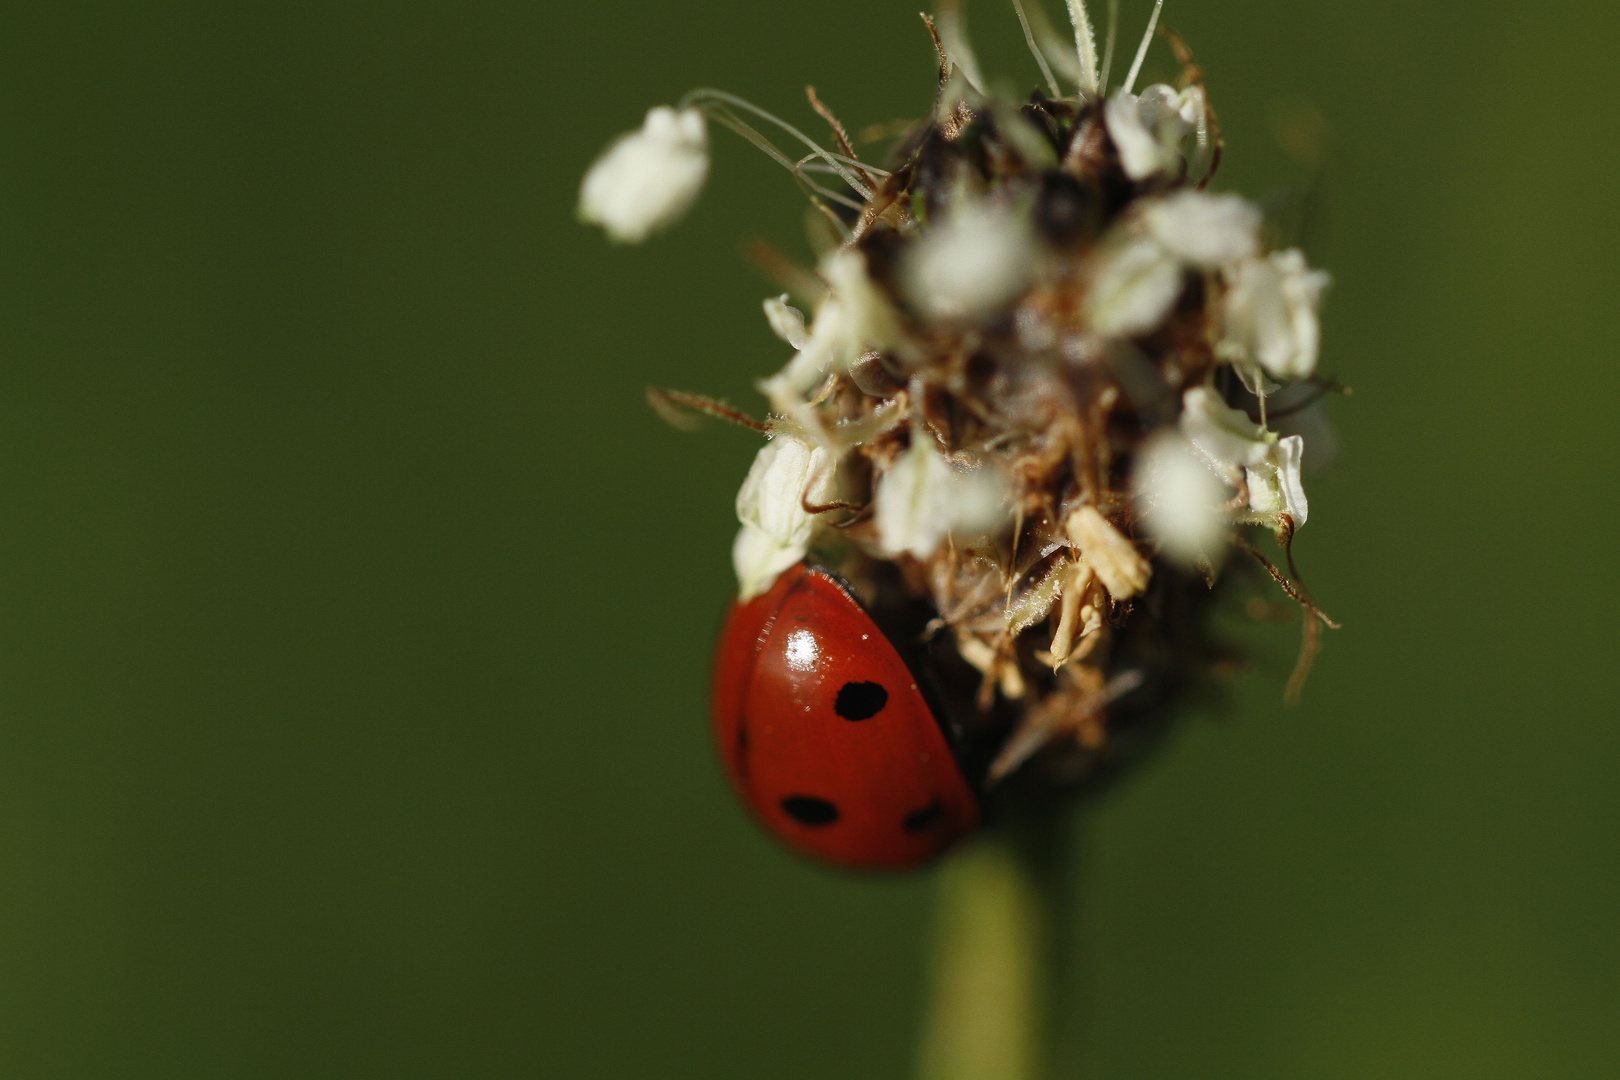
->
[[1097, 0, 1119, 94], [680, 88, 873, 200], [1065, 0, 1100, 98], [1020, 0, 1084, 83], [1011, 0, 1062, 98], [790, 158, 885, 210], [700, 107, 854, 237], [794, 176, 867, 211], [795, 151, 891, 178], [1122, 0, 1163, 96], [1188, 90, 1210, 178]]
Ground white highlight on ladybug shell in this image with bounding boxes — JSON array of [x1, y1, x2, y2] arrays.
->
[[732, 435, 833, 600], [577, 106, 709, 244], [783, 628, 821, 672]]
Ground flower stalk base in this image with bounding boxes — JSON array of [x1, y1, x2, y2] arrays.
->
[[916, 811, 1070, 1080]]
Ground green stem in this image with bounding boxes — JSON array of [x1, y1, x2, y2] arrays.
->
[[915, 811, 1071, 1080]]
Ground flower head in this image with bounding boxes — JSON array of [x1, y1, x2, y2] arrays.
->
[[598, 0, 1341, 810]]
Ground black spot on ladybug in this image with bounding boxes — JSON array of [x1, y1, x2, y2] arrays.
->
[[735, 724, 750, 780], [834, 681, 888, 721], [903, 800, 943, 833], [780, 795, 839, 827]]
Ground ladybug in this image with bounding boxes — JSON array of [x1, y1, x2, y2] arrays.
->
[[712, 561, 979, 870]]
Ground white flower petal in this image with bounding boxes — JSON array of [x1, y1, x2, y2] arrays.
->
[[767, 295, 847, 406], [1220, 249, 1330, 380], [1245, 434, 1309, 527], [1174, 85, 1206, 129], [1131, 432, 1230, 567], [874, 437, 1008, 560], [1143, 190, 1260, 269], [1274, 435, 1309, 525], [578, 106, 709, 244], [732, 435, 834, 598], [760, 248, 902, 435], [901, 201, 1038, 322], [1135, 84, 1183, 125], [821, 247, 901, 357], [949, 465, 1011, 537], [1105, 90, 1181, 181], [1179, 386, 1271, 473], [1085, 235, 1184, 337], [763, 294, 810, 350], [732, 524, 807, 603]]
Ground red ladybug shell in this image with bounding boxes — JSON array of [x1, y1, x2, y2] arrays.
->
[[712, 562, 979, 870]]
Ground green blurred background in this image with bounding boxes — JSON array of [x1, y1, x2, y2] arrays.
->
[[0, 0, 1615, 1076]]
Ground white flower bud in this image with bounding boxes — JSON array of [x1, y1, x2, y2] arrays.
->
[[1085, 234, 1184, 337], [874, 436, 1008, 560], [762, 294, 810, 350], [732, 435, 834, 599], [1131, 432, 1230, 567], [578, 106, 709, 244], [1143, 190, 1260, 269], [900, 201, 1039, 322], [1220, 249, 1331, 380]]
